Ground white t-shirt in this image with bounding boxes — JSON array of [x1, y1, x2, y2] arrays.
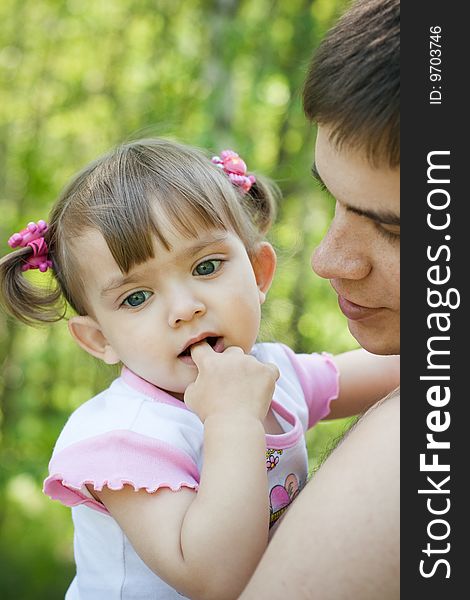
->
[[44, 342, 339, 599]]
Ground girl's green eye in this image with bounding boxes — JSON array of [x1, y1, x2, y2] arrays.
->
[[193, 259, 221, 276], [122, 290, 152, 307]]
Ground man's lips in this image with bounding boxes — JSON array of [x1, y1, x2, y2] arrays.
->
[[337, 295, 383, 321]]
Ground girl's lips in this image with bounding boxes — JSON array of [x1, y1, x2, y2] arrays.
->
[[337, 295, 382, 321], [211, 337, 225, 353], [178, 355, 198, 366], [178, 336, 225, 365]]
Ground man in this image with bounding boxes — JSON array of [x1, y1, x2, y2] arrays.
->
[[240, 0, 400, 597]]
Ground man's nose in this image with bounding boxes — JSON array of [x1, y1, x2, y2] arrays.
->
[[168, 290, 206, 327], [311, 214, 371, 281]]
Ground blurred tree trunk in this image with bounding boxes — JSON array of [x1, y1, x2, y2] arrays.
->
[[202, 0, 240, 142]]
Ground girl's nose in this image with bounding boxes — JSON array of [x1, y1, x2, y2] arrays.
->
[[311, 213, 371, 281], [168, 294, 206, 328]]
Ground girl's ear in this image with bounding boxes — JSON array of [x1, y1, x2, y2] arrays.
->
[[68, 316, 120, 365], [251, 242, 277, 304]]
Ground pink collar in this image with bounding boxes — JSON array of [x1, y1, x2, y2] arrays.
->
[[121, 367, 302, 448], [121, 367, 190, 410]]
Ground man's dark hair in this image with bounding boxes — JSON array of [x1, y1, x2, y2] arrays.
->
[[303, 0, 399, 167]]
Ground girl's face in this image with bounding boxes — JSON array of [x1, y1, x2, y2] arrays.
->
[[68, 224, 276, 398]]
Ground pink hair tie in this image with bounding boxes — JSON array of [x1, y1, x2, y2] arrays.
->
[[8, 220, 48, 248], [8, 220, 53, 273], [212, 150, 256, 193]]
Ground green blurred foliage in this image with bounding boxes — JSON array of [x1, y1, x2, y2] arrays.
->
[[0, 1, 354, 597]]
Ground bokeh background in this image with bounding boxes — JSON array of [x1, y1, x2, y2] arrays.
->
[[0, 0, 357, 597]]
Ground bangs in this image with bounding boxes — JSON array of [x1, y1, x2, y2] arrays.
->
[[92, 192, 232, 274], [84, 142, 244, 273]]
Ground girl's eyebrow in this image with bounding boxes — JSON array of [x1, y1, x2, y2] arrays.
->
[[179, 231, 229, 260], [100, 273, 146, 297], [311, 162, 400, 226], [100, 232, 230, 297]]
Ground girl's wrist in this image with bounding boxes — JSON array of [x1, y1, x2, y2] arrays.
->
[[204, 412, 265, 435]]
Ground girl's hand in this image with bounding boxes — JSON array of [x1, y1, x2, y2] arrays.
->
[[184, 341, 279, 423]]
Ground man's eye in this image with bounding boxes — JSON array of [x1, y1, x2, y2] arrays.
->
[[122, 290, 152, 307], [378, 224, 400, 240], [193, 259, 222, 276]]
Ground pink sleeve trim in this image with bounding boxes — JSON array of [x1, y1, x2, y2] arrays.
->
[[43, 430, 200, 514], [281, 345, 340, 429]]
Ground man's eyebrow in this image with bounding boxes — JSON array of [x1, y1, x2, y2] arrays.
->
[[311, 162, 400, 226], [100, 232, 230, 297]]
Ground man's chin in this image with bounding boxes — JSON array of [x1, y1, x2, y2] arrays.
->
[[348, 321, 400, 356]]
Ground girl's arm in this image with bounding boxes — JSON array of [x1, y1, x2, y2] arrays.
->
[[239, 391, 400, 599], [326, 349, 400, 419], [91, 343, 278, 600]]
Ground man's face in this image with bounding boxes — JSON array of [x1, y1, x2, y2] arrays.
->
[[311, 125, 400, 355]]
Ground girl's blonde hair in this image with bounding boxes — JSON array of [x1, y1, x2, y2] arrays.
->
[[0, 138, 279, 325]]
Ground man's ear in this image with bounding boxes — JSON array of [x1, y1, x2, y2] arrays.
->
[[68, 316, 120, 365], [251, 242, 277, 304]]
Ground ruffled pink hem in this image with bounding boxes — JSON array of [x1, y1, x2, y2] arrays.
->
[[43, 430, 200, 514], [44, 475, 199, 515]]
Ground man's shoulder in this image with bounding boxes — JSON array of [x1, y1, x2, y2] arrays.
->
[[342, 388, 400, 458]]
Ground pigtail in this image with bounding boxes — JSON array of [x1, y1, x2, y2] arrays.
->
[[0, 247, 64, 326], [243, 174, 280, 236]]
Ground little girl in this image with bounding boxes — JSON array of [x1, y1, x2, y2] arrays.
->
[[0, 139, 399, 600]]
